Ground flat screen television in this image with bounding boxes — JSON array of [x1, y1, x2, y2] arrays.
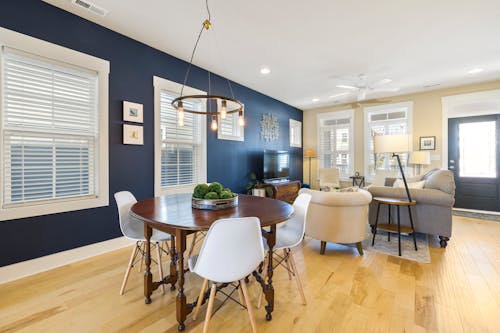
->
[[263, 150, 290, 181]]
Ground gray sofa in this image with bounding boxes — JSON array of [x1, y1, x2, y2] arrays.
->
[[366, 169, 455, 248]]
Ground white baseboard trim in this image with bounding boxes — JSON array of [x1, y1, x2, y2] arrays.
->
[[0, 236, 135, 285]]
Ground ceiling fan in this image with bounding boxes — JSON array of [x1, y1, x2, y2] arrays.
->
[[334, 74, 400, 106]]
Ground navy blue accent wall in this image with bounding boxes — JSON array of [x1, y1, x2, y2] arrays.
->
[[0, 0, 302, 266]]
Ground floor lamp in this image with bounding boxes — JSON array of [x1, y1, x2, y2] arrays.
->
[[304, 149, 316, 186], [374, 134, 412, 202]]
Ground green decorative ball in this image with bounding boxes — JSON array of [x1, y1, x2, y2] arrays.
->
[[208, 182, 223, 194], [193, 184, 209, 199], [220, 190, 233, 199], [204, 191, 219, 200]]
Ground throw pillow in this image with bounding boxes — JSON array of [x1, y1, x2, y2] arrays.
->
[[339, 186, 359, 192], [423, 169, 456, 194], [393, 179, 425, 189]]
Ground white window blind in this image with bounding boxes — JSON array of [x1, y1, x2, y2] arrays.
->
[[2, 48, 98, 207], [159, 91, 203, 188], [318, 115, 353, 178], [365, 104, 412, 179]]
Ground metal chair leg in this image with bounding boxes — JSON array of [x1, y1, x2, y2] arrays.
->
[[408, 206, 418, 251], [397, 205, 402, 256], [372, 202, 381, 246]]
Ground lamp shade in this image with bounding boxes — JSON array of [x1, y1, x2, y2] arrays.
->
[[409, 151, 431, 165], [374, 134, 410, 153], [304, 149, 316, 157]]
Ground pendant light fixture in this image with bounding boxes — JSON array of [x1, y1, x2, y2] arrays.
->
[[171, 0, 245, 131]]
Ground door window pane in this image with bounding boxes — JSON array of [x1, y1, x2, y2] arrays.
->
[[459, 121, 496, 178]]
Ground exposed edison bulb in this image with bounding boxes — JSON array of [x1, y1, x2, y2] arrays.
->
[[220, 100, 227, 119], [238, 111, 245, 127], [178, 108, 184, 127], [211, 115, 218, 131], [178, 100, 184, 112]]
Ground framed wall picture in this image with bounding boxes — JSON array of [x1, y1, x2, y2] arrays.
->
[[123, 101, 143, 123], [419, 136, 436, 150], [123, 124, 144, 145]]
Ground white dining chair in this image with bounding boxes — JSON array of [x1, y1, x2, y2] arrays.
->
[[257, 192, 312, 307], [114, 191, 171, 295], [189, 217, 264, 333]]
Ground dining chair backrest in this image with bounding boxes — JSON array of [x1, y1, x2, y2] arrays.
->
[[192, 217, 265, 283], [283, 193, 312, 247], [114, 191, 144, 240]]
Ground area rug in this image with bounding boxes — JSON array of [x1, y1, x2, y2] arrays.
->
[[361, 229, 431, 263]]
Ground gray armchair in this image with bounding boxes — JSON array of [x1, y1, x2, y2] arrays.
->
[[366, 169, 455, 247]]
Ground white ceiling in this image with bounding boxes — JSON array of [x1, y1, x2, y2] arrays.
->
[[43, 0, 500, 110]]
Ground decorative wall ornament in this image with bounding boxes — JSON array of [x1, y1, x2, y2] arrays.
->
[[260, 113, 279, 142]]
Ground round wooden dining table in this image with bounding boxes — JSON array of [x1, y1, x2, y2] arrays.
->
[[130, 193, 294, 331]]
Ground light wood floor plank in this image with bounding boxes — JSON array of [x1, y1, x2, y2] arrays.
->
[[0, 216, 499, 332]]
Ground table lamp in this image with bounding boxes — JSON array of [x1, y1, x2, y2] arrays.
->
[[409, 151, 431, 176], [304, 149, 316, 186], [373, 134, 412, 201]]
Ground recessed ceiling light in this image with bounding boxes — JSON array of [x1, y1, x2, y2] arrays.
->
[[312, 98, 319, 103], [468, 68, 484, 74], [260, 67, 270, 74]]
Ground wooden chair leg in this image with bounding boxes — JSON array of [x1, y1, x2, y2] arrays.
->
[[203, 283, 217, 333], [240, 278, 258, 333], [288, 249, 307, 305], [320, 241, 326, 255], [187, 232, 198, 258], [155, 242, 165, 294], [120, 243, 139, 295], [283, 249, 292, 280], [138, 242, 145, 272], [356, 242, 364, 256], [256, 253, 269, 309], [193, 279, 209, 320], [237, 281, 245, 306]]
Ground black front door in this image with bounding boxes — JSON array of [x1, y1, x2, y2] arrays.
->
[[448, 115, 500, 211]]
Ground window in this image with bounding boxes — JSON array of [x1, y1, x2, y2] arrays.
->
[[317, 110, 354, 178], [218, 110, 244, 141], [153, 76, 207, 196], [364, 102, 413, 180], [289, 119, 302, 147], [0, 28, 109, 221]]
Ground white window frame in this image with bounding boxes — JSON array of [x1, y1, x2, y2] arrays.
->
[[0, 27, 109, 221], [289, 119, 302, 147], [153, 76, 207, 196], [316, 109, 354, 179], [217, 109, 244, 141], [363, 101, 413, 181]]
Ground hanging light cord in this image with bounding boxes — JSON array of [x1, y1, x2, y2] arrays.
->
[[181, 0, 212, 97]]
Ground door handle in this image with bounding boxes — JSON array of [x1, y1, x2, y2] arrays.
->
[[449, 166, 455, 170]]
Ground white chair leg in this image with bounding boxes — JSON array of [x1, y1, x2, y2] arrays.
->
[[284, 249, 292, 280], [155, 242, 165, 294], [203, 283, 217, 333], [240, 278, 258, 333], [193, 278, 209, 320], [120, 243, 139, 295], [256, 253, 269, 309], [288, 249, 307, 305]]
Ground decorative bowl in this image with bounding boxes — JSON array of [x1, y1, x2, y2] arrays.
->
[[192, 195, 238, 210]]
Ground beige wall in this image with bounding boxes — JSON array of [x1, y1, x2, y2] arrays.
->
[[303, 80, 500, 189]]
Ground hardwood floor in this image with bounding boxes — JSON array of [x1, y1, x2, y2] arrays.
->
[[1, 216, 499, 333]]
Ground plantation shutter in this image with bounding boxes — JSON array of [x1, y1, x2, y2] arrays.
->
[[318, 117, 351, 178], [159, 91, 203, 188], [2, 48, 98, 206]]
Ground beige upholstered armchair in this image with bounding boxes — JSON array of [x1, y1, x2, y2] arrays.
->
[[298, 188, 372, 255]]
